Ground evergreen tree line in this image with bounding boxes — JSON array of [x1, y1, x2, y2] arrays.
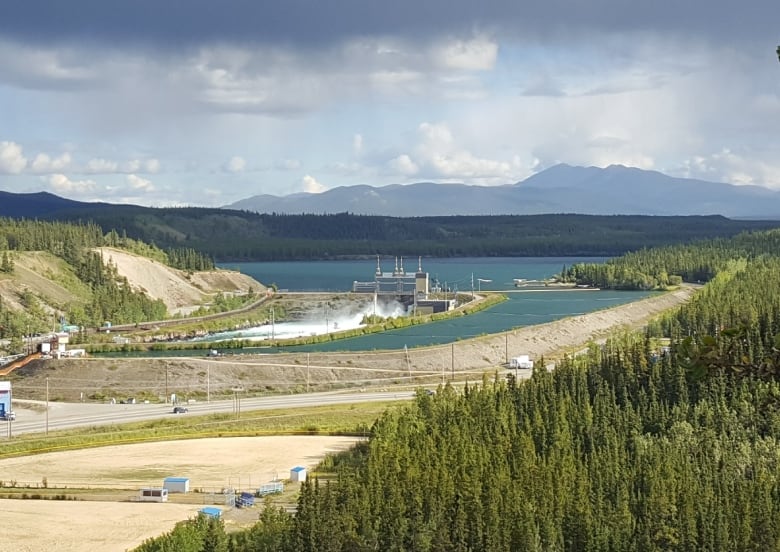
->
[[0, 218, 213, 272], [36, 206, 780, 261], [561, 228, 780, 290], [135, 228, 780, 551]]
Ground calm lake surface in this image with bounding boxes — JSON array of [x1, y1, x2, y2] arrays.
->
[[212, 257, 653, 353]]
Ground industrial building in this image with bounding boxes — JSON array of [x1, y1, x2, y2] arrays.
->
[[353, 256, 455, 315]]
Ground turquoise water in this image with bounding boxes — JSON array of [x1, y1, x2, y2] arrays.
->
[[208, 257, 652, 353], [223, 256, 599, 293], [97, 257, 651, 356]]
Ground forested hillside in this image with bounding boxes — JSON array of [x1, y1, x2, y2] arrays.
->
[[0, 218, 213, 346], [20, 204, 780, 260], [137, 229, 780, 551], [561, 229, 780, 290]]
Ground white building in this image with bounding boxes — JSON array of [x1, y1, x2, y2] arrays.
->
[[290, 466, 307, 482]]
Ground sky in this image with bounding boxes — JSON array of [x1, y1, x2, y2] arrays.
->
[[0, 1, 778, 207]]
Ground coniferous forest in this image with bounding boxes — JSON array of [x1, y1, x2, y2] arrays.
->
[[0, 218, 214, 335], [136, 228, 780, 551]]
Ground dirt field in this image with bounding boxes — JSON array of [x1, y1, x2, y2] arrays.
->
[[0, 436, 359, 551]]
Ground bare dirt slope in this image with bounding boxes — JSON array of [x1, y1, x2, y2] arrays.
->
[[97, 247, 265, 314]]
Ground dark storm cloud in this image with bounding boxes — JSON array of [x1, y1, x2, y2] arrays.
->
[[0, 0, 774, 49]]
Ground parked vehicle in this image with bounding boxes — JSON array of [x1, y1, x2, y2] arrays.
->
[[1, 411, 16, 421], [172, 406, 188, 414]]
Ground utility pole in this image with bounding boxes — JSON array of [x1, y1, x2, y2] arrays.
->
[[451, 343, 455, 380], [45, 377, 49, 436], [207, 365, 210, 403], [307, 353, 310, 392]]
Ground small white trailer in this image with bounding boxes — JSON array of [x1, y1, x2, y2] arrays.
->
[[509, 355, 534, 369]]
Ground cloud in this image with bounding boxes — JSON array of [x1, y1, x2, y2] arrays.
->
[[353, 134, 364, 156], [225, 156, 246, 173], [126, 174, 155, 191], [143, 158, 161, 173], [83, 157, 161, 174], [30, 152, 72, 173], [388, 154, 419, 176], [0, 141, 27, 173], [302, 174, 327, 193], [0, 40, 96, 90], [0, 1, 773, 51], [85, 158, 119, 173], [433, 36, 498, 71], [276, 159, 301, 170], [48, 173, 96, 194], [410, 122, 518, 182], [679, 149, 780, 189], [122, 159, 158, 173]]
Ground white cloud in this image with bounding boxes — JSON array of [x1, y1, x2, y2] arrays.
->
[[0, 141, 27, 174], [302, 174, 327, 193], [412, 122, 518, 182], [225, 156, 246, 173], [679, 149, 780, 189], [0, 40, 96, 89], [388, 154, 419, 176], [433, 36, 498, 71], [83, 157, 161, 174], [126, 174, 155, 191], [144, 159, 161, 173], [30, 152, 72, 173], [353, 133, 364, 156], [277, 159, 301, 170], [85, 158, 119, 173], [48, 173, 96, 194]]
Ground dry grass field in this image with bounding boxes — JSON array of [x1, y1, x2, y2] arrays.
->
[[0, 436, 359, 551]]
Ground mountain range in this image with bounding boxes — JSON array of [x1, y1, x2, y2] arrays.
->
[[1, 164, 779, 220], [225, 164, 780, 218]]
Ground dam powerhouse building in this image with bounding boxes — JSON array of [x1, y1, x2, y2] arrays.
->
[[353, 256, 455, 314]]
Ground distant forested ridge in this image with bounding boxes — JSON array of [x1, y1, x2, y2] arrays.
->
[[18, 203, 780, 261], [561, 228, 780, 290], [137, 229, 780, 551]]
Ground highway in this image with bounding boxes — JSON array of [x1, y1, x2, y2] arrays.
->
[[3, 390, 417, 437]]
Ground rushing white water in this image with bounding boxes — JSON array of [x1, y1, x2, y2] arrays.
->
[[198, 299, 409, 343]]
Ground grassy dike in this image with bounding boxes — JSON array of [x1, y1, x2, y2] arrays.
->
[[0, 401, 402, 460]]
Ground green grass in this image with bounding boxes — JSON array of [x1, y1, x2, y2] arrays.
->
[[0, 401, 402, 459]]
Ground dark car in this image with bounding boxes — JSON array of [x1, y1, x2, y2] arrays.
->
[[172, 406, 188, 414]]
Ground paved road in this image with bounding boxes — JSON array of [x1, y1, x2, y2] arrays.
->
[[3, 390, 418, 437]]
